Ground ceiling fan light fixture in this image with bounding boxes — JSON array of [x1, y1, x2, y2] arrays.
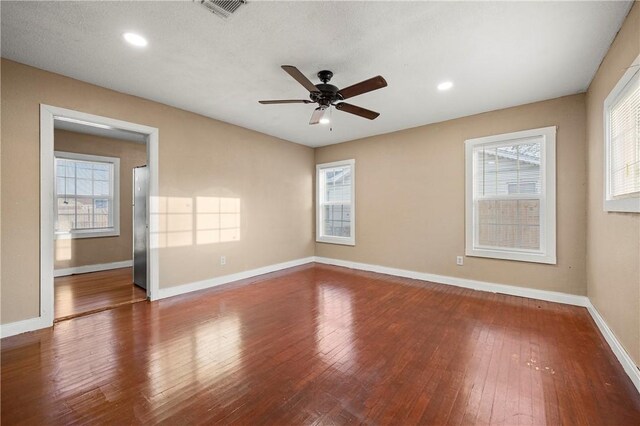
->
[[259, 65, 387, 124], [437, 81, 454, 91]]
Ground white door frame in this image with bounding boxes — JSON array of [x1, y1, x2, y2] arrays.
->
[[40, 104, 160, 327]]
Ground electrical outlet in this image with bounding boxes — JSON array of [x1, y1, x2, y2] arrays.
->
[[220, 256, 226, 266], [456, 256, 464, 266]]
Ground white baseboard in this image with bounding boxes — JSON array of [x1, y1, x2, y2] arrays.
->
[[587, 302, 640, 393], [54, 260, 133, 278], [0, 315, 51, 339], [157, 257, 315, 300], [6, 254, 639, 395], [314, 256, 639, 394], [313, 257, 589, 307]]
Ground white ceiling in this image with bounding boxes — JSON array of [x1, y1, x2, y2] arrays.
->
[[1, 1, 632, 147]]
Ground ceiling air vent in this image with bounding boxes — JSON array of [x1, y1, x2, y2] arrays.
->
[[197, 0, 247, 19]]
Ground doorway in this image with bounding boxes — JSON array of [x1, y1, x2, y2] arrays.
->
[[40, 105, 159, 326]]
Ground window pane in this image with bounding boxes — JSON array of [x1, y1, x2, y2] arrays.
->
[[94, 199, 110, 228], [56, 197, 76, 232], [474, 140, 541, 197], [76, 163, 92, 179], [324, 166, 352, 202], [56, 177, 75, 195], [55, 155, 117, 232], [93, 169, 109, 181], [76, 198, 94, 229], [609, 74, 639, 197], [57, 197, 75, 215], [477, 199, 539, 250], [516, 143, 541, 194], [323, 204, 351, 237], [56, 214, 75, 232], [317, 161, 355, 243], [76, 214, 92, 229], [56, 177, 65, 195], [94, 180, 110, 196], [94, 199, 109, 213], [76, 178, 92, 196]]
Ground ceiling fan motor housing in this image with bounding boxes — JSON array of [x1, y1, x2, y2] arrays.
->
[[311, 70, 342, 107]]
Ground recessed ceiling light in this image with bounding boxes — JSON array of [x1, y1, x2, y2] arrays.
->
[[123, 32, 148, 48], [437, 81, 454, 91], [319, 117, 330, 125]]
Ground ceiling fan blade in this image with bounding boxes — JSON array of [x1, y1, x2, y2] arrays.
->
[[259, 99, 313, 104], [335, 103, 380, 120], [338, 75, 387, 100], [309, 108, 325, 125], [282, 65, 320, 93]]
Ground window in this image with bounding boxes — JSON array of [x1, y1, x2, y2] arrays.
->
[[54, 151, 120, 239], [316, 159, 355, 245], [508, 181, 536, 194], [465, 127, 556, 264], [604, 54, 640, 213]]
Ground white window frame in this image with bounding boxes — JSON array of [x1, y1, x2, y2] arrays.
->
[[603, 53, 640, 213], [316, 159, 356, 246], [54, 151, 120, 239], [465, 126, 556, 264]]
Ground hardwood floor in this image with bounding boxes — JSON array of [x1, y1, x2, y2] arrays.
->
[[54, 268, 147, 321], [2, 264, 639, 424]]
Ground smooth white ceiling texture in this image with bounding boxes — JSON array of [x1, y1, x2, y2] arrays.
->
[[1, 1, 632, 147]]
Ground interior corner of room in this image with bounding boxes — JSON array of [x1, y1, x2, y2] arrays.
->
[[0, 0, 639, 423]]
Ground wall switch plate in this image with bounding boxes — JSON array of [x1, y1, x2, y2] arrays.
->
[[220, 256, 226, 266], [456, 256, 464, 266]]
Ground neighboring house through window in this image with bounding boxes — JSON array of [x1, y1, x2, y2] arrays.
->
[[604, 53, 640, 213], [316, 159, 355, 246], [465, 126, 556, 264], [55, 151, 120, 239]]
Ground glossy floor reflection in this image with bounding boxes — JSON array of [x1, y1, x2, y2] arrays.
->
[[54, 268, 147, 320], [2, 264, 639, 424]]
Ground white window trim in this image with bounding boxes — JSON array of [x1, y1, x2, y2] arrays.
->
[[603, 53, 640, 213], [54, 151, 120, 239], [316, 159, 356, 246], [465, 126, 557, 264]]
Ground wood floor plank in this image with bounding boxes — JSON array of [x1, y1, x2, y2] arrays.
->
[[2, 264, 639, 425], [54, 267, 147, 320]]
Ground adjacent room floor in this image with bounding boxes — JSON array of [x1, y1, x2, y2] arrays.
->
[[3, 264, 639, 424], [54, 268, 147, 321]]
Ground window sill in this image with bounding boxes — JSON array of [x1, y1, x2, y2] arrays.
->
[[316, 236, 355, 246], [55, 229, 119, 240], [604, 197, 640, 213], [466, 248, 556, 265]]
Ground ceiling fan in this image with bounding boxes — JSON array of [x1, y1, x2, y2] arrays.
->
[[259, 65, 387, 125]]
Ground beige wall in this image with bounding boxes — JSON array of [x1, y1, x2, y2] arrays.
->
[[53, 129, 147, 270], [315, 94, 587, 295], [1, 8, 637, 368], [1, 59, 315, 324], [586, 2, 640, 365]]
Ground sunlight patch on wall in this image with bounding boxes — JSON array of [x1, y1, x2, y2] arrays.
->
[[55, 235, 72, 261], [150, 195, 241, 248], [151, 196, 193, 248], [196, 197, 241, 245]]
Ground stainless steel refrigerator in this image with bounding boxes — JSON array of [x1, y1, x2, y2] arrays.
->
[[133, 166, 148, 290]]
